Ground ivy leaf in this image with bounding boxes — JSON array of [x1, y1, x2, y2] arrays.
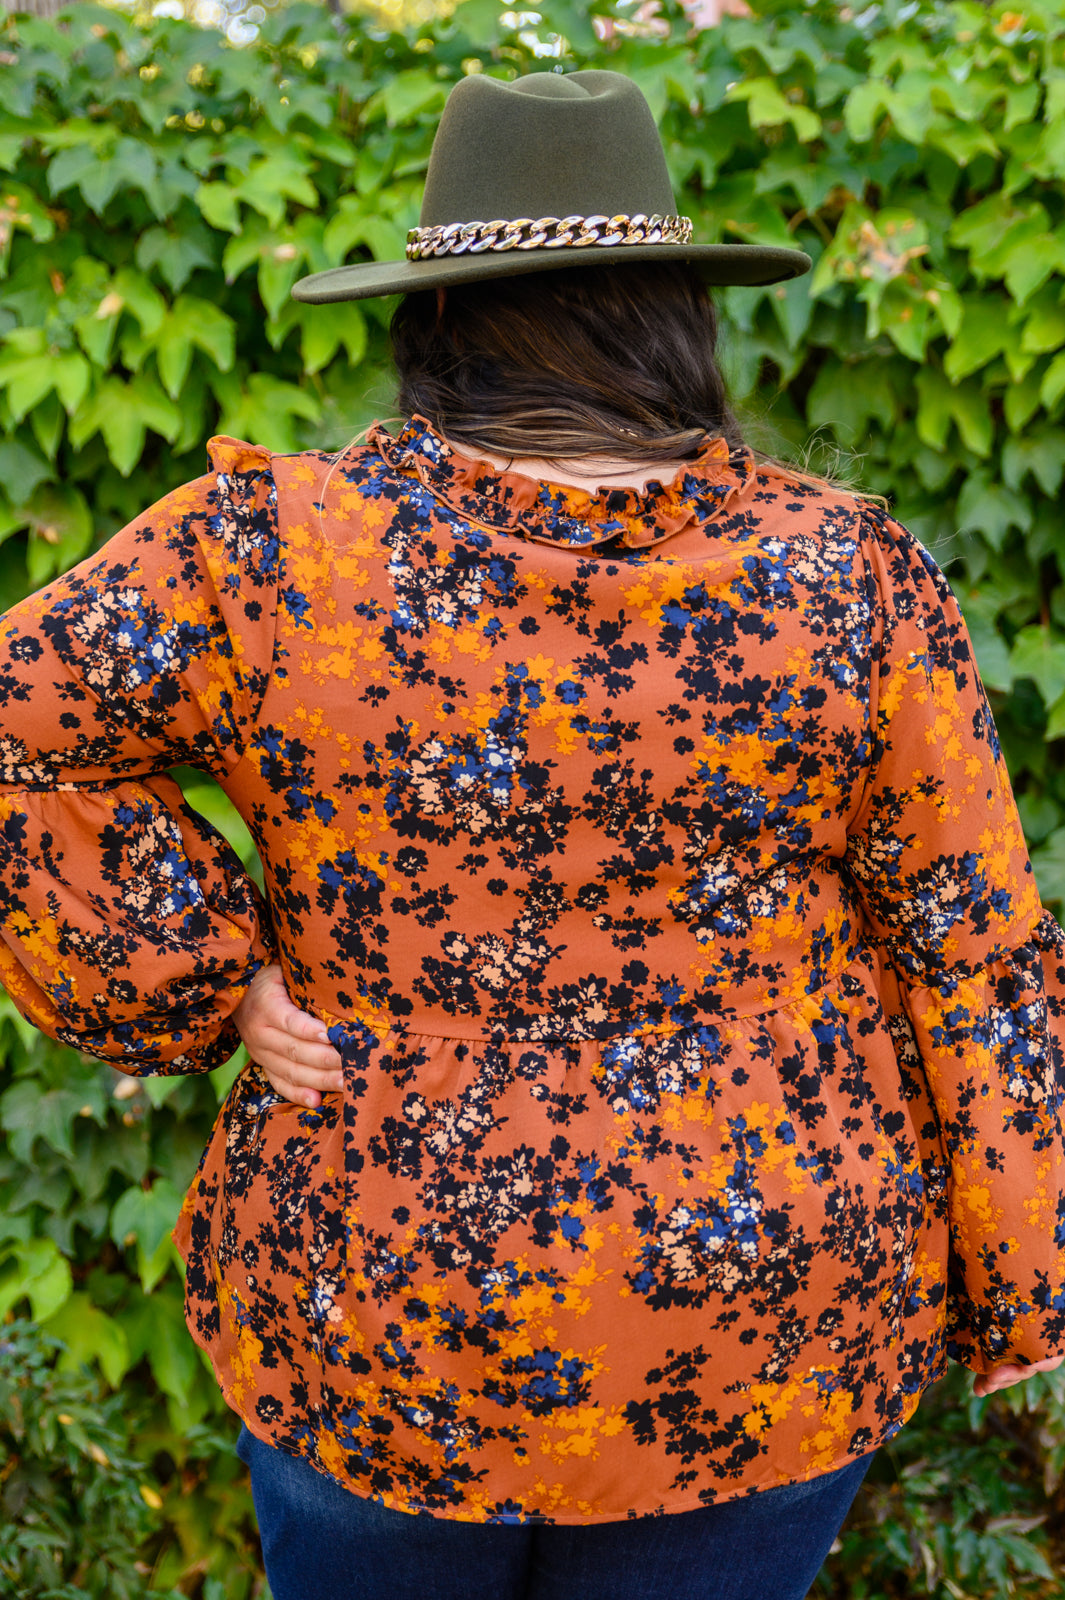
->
[[805, 355, 898, 442], [108, 137, 164, 217], [724, 14, 812, 75], [259, 248, 305, 321], [210, 1047, 247, 1105], [1020, 288, 1065, 356], [543, 0, 601, 55], [871, 280, 933, 361], [0, 435, 49, 504], [627, 49, 700, 122], [154, 157, 200, 215], [135, 223, 216, 294], [44, 1291, 131, 1388], [323, 196, 411, 268], [141, 1075, 184, 1108], [955, 472, 1031, 550], [233, 152, 318, 230], [0, 132, 24, 173], [948, 194, 1016, 258], [1039, 351, 1065, 413], [110, 1178, 184, 1263], [0, 1070, 104, 1163], [1001, 430, 1065, 497], [926, 121, 998, 167], [109, 265, 167, 337], [69, 373, 181, 475], [886, 75, 937, 144], [725, 77, 822, 141], [0, 359, 51, 423], [1004, 369, 1043, 433], [73, 298, 121, 368], [1003, 79, 1041, 132], [960, 610, 1013, 695], [301, 301, 367, 376], [765, 267, 815, 351], [915, 368, 992, 457], [943, 298, 1009, 382], [367, 69, 447, 129], [1010, 625, 1065, 710], [47, 141, 101, 201], [196, 180, 242, 235], [28, 392, 64, 462], [23, 482, 92, 583], [154, 295, 236, 399], [53, 350, 91, 414], [213, 371, 320, 452], [221, 215, 271, 283], [0, 1237, 73, 1322], [74, 155, 127, 216], [755, 143, 855, 213], [0, 337, 91, 424], [283, 83, 335, 133], [843, 79, 893, 142], [0, 182, 55, 274], [983, 216, 1065, 306], [118, 1284, 200, 1405]]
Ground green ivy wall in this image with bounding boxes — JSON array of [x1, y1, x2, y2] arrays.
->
[[1, 0, 1065, 1594]]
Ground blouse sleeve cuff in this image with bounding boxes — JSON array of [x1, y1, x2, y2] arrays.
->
[[0, 774, 274, 1075], [901, 909, 1065, 1370]]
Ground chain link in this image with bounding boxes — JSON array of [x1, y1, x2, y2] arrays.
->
[[406, 213, 694, 261]]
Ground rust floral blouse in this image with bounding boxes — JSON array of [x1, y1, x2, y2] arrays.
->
[[0, 418, 1063, 1524]]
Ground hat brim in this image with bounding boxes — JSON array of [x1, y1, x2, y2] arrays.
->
[[292, 242, 811, 303]]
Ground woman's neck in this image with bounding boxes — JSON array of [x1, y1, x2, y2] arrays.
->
[[441, 436, 691, 494]]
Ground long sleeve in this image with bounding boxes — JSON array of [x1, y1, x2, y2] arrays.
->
[[0, 438, 280, 1073], [846, 504, 1065, 1371]]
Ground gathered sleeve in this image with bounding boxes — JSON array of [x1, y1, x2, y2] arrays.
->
[[845, 504, 1065, 1372], [0, 438, 280, 1074]]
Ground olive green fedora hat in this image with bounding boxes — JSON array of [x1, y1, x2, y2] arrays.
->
[[291, 69, 810, 303]]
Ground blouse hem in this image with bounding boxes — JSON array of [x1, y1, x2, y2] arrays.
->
[[173, 1222, 937, 1525]]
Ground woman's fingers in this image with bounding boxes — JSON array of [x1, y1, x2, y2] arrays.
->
[[254, 1039, 345, 1106], [235, 963, 344, 1107], [973, 1354, 1065, 1397], [259, 1052, 345, 1108], [263, 1029, 343, 1073], [256, 1044, 345, 1101], [260, 1052, 345, 1089], [261, 1066, 339, 1109], [235, 965, 341, 1056]]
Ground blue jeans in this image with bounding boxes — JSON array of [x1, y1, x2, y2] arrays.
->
[[237, 1425, 871, 1600]]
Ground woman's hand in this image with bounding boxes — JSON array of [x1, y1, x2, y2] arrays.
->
[[234, 964, 344, 1108], [972, 1355, 1065, 1398]]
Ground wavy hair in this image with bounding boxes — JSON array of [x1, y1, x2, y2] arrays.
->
[[390, 261, 746, 466]]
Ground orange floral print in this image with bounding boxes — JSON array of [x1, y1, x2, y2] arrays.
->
[[0, 418, 1061, 1523]]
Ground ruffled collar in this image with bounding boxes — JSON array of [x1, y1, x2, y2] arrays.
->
[[369, 415, 752, 551]]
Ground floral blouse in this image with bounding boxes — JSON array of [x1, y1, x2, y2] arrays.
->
[[0, 418, 1063, 1524]]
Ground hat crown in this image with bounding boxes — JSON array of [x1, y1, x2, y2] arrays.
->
[[420, 70, 678, 228]]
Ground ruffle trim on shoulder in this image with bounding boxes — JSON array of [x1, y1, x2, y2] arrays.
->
[[203, 436, 282, 592], [207, 435, 274, 477], [370, 416, 753, 550]]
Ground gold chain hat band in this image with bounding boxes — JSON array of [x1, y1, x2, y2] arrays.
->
[[406, 212, 694, 260]]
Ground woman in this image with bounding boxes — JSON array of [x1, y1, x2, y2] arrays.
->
[[0, 69, 1062, 1600]]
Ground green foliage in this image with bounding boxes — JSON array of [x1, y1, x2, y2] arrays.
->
[[0, 1004, 261, 1595], [817, 1367, 1065, 1598], [0, 1321, 166, 1599], [0, 1318, 258, 1600], [0, 0, 1063, 1593]]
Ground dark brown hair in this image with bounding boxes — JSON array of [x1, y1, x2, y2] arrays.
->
[[390, 261, 745, 466]]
